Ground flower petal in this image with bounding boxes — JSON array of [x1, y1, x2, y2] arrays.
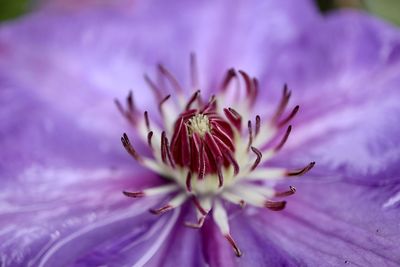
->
[[238, 179, 400, 266]]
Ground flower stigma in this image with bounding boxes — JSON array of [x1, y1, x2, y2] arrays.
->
[[116, 54, 315, 257]]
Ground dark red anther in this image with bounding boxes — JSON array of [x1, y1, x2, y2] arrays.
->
[[265, 200, 286, 211], [186, 171, 192, 192], [121, 133, 142, 162], [147, 131, 153, 149], [278, 105, 299, 127], [255, 115, 261, 137], [144, 111, 150, 131], [161, 131, 175, 168], [225, 234, 242, 257], [223, 107, 242, 131], [274, 125, 292, 151], [275, 186, 296, 197], [185, 90, 201, 110], [159, 94, 171, 113], [221, 68, 237, 91], [247, 120, 253, 150], [287, 162, 315, 176], [144, 74, 163, 101], [150, 204, 173, 215], [250, 146, 262, 171], [158, 64, 184, 93], [123, 191, 145, 198], [192, 196, 207, 215], [273, 84, 291, 121]]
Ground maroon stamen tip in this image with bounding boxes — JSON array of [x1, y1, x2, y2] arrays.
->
[[121, 133, 142, 162], [158, 64, 184, 93], [144, 111, 150, 130], [158, 94, 171, 113], [247, 120, 253, 150], [239, 200, 246, 208], [123, 190, 145, 198], [251, 78, 259, 104], [278, 105, 300, 127], [184, 217, 205, 229], [201, 95, 217, 113], [149, 204, 173, 215], [255, 115, 261, 137], [225, 152, 240, 176], [223, 107, 242, 130], [274, 125, 292, 151], [273, 84, 291, 121], [186, 172, 192, 192], [192, 197, 207, 215], [144, 74, 163, 101], [287, 161, 316, 176], [217, 164, 224, 188], [265, 200, 287, 211], [161, 131, 175, 168], [238, 70, 253, 97], [114, 98, 124, 115], [147, 131, 153, 149], [274, 186, 297, 197], [225, 234, 242, 257], [221, 68, 237, 90], [185, 90, 201, 110], [250, 146, 262, 171], [127, 91, 135, 112]]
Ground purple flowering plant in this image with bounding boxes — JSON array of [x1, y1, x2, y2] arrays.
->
[[1, 0, 400, 266]]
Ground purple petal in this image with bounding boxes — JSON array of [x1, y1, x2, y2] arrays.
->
[[238, 179, 400, 266], [267, 12, 400, 182]]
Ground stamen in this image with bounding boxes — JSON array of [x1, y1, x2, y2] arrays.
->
[[161, 131, 175, 168], [147, 131, 153, 149], [273, 84, 291, 121], [221, 68, 237, 91], [185, 90, 201, 110], [287, 162, 315, 176], [115, 91, 137, 123], [158, 94, 171, 114], [274, 125, 292, 151], [225, 234, 242, 257], [186, 171, 192, 192], [247, 120, 253, 150], [264, 200, 286, 211], [121, 133, 142, 162], [150, 193, 187, 215], [223, 107, 242, 130], [238, 70, 254, 98], [144, 111, 151, 131], [158, 64, 184, 93], [192, 197, 208, 216], [213, 200, 242, 257], [144, 74, 163, 101], [250, 146, 262, 171], [278, 105, 299, 127], [255, 115, 261, 137], [275, 186, 296, 197], [123, 184, 179, 198]]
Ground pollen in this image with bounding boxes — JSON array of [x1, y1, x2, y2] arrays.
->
[[187, 114, 211, 137], [116, 53, 315, 257]]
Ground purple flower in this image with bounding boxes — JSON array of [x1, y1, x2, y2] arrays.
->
[[1, 0, 400, 266]]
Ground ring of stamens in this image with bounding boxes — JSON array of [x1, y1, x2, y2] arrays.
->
[[117, 54, 315, 257]]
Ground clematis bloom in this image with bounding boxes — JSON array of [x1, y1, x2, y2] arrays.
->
[[116, 57, 314, 257], [1, 0, 400, 266]]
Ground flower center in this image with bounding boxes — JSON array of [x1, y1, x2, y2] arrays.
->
[[117, 54, 315, 257], [188, 114, 211, 136]]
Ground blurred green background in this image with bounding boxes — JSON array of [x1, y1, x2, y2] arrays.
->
[[0, 0, 400, 26]]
